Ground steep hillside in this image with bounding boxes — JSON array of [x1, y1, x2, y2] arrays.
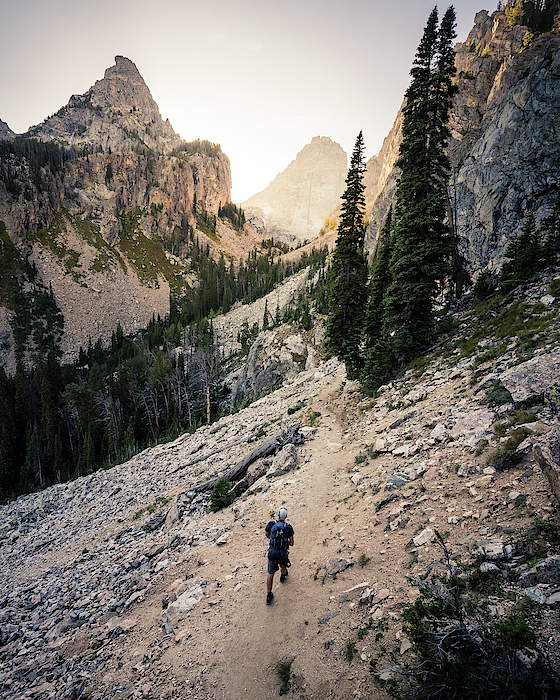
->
[[2, 268, 560, 699], [365, 8, 560, 273], [242, 136, 347, 246], [0, 57, 235, 371]]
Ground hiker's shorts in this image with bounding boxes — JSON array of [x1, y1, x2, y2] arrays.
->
[[268, 558, 282, 574]]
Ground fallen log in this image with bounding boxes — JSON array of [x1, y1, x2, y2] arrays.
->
[[192, 421, 304, 493]]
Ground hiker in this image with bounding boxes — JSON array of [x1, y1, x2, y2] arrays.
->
[[265, 506, 294, 605]]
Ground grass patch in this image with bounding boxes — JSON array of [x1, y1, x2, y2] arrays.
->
[[306, 410, 322, 427], [487, 427, 530, 471], [118, 208, 185, 293], [346, 639, 357, 661], [276, 657, 294, 695]]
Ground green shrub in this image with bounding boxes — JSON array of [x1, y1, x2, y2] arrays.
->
[[359, 552, 371, 568], [488, 427, 530, 471], [346, 639, 357, 661], [375, 533, 560, 700], [209, 476, 235, 512], [473, 271, 497, 301], [485, 380, 513, 407]]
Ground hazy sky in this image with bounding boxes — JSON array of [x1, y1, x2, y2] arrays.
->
[[1, 0, 491, 202]]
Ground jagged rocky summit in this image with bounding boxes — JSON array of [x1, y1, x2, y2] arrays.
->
[[364, 8, 560, 272], [26, 56, 182, 155], [0, 56, 232, 372], [241, 136, 347, 245]]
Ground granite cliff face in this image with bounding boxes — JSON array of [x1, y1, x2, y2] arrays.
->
[[0, 57, 232, 371], [365, 9, 560, 273], [241, 136, 347, 245]]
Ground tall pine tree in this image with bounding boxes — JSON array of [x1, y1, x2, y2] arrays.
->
[[363, 206, 394, 383], [381, 6, 457, 366], [325, 131, 368, 378]]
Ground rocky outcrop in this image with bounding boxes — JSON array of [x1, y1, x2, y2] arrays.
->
[[0, 119, 15, 141], [242, 136, 347, 245], [225, 324, 322, 404], [535, 422, 560, 504], [365, 9, 560, 273]]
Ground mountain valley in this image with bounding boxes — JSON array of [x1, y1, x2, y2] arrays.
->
[[3, 4, 560, 699]]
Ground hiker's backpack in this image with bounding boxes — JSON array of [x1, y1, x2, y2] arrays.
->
[[268, 521, 290, 565]]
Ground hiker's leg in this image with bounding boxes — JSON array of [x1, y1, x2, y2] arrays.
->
[[280, 566, 287, 576], [267, 559, 278, 593]]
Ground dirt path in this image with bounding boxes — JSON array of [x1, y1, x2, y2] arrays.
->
[[91, 372, 390, 699]]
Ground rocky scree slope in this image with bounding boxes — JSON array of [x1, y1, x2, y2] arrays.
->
[[241, 136, 347, 246], [3, 272, 560, 699], [0, 57, 233, 371], [365, 8, 560, 273]]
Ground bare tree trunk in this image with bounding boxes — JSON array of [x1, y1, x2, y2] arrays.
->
[[192, 422, 303, 493]]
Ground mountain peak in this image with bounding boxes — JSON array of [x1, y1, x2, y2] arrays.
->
[[107, 55, 142, 77], [26, 55, 181, 153], [242, 136, 347, 244]]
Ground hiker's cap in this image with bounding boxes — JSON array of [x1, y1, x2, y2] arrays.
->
[[278, 507, 288, 521]]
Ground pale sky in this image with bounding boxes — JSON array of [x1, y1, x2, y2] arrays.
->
[[1, 0, 491, 202]]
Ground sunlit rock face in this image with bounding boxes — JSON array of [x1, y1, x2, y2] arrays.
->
[[364, 9, 560, 272], [241, 136, 347, 245]]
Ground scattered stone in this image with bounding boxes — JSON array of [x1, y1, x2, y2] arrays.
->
[[376, 493, 399, 509], [339, 583, 370, 603], [400, 638, 413, 655], [359, 588, 373, 605], [325, 558, 354, 575], [523, 587, 547, 604], [475, 539, 505, 559], [327, 443, 344, 453], [385, 474, 409, 490], [449, 409, 494, 442], [413, 528, 434, 547], [371, 589, 390, 605], [430, 424, 448, 442], [374, 437, 388, 452], [480, 562, 500, 573], [518, 555, 560, 588]]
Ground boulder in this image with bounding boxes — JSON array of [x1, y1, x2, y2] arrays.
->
[[325, 558, 353, 575], [500, 352, 560, 402], [534, 422, 560, 505], [339, 582, 370, 602]]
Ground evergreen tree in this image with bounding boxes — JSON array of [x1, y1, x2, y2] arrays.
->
[[500, 214, 545, 291], [363, 207, 394, 382], [541, 184, 560, 260], [382, 6, 457, 365], [325, 131, 368, 378]]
